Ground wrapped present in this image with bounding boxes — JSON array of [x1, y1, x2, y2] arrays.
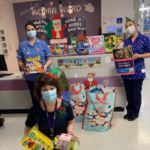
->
[[21, 126, 54, 150], [66, 45, 77, 55], [55, 134, 79, 150]]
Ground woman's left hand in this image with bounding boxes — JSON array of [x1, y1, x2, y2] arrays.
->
[[43, 65, 47, 72], [132, 53, 140, 60], [68, 131, 80, 145]]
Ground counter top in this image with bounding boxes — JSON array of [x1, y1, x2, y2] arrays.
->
[[0, 72, 24, 81]]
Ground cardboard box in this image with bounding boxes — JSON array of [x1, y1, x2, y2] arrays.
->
[[21, 126, 54, 150]]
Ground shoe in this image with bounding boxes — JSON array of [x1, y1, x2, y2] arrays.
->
[[128, 116, 138, 121], [123, 114, 131, 119], [0, 118, 5, 127]]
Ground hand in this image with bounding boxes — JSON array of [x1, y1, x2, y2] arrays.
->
[[128, 45, 132, 48], [111, 56, 114, 61], [68, 131, 80, 145], [43, 65, 47, 72], [24, 68, 30, 75], [65, 20, 68, 27], [132, 53, 140, 60]]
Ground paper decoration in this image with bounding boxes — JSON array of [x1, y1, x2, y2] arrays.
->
[[58, 57, 101, 69], [103, 79, 109, 85], [74, 73, 78, 78], [87, 36, 105, 54], [50, 2, 53, 7], [84, 3, 95, 13], [105, 57, 111, 64], [67, 1, 73, 14], [41, 4, 46, 18], [59, 70, 69, 91]]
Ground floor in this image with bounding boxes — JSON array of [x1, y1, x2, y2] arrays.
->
[[0, 58, 150, 150]]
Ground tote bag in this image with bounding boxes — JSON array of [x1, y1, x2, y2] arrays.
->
[[82, 85, 117, 132], [69, 83, 86, 122]]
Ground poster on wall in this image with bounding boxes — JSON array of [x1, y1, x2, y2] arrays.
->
[[61, 16, 86, 44], [143, 17, 150, 37], [113, 47, 135, 75], [58, 57, 101, 69], [102, 15, 116, 26], [87, 36, 105, 54], [30, 19, 50, 45]]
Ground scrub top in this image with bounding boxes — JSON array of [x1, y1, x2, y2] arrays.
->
[[122, 32, 150, 80], [17, 38, 51, 81], [25, 100, 74, 139]]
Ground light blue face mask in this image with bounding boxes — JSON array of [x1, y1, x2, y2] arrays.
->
[[42, 90, 57, 103], [27, 30, 36, 38]]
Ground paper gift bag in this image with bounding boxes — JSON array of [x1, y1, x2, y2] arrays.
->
[[69, 83, 86, 122], [82, 86, 117, 132]]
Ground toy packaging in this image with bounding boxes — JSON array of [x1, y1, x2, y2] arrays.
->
[[51, 43, 66, 56], [21, 126, 54, 150], [82, 85, 117, 132], [87, 36, 105, 54], [54, 134, 79, 150], [70, 37, 78, 46], [25, 55, 44, 74], [69, 83, 86, 122], [116, 35, 125, 48], [113, 47, 135, 75], [77, 42, 89, 55], [66, 45, 77, 55], [104, 35, 116, 52]]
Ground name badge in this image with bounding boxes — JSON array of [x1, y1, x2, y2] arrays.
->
[[141, 69, 145, 73]]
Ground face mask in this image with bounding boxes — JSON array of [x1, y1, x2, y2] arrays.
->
[[88, 78, 93, 82], [27, 30, 36, 38], [42, 90, 57, 103], [126, 26, 136, 35]]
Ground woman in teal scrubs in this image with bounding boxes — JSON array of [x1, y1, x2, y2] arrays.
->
[[17, 22, 52, 105]]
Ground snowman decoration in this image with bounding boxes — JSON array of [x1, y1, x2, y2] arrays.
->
[[41, 4, 46, 18], [67, 2, 73, 14]]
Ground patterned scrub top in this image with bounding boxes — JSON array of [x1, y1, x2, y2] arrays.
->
[[121, 32, 150, 80]]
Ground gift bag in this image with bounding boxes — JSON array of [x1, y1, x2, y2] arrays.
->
[[82, 85, 117, 132], [69, 83, 86, 122]]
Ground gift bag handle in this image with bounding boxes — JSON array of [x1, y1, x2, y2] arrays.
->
[[96, 93, 108, 103], [72, 84, 82, 94]]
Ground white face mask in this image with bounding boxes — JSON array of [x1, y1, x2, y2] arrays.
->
[[126, 26, 136, 35], [88, 78, 93, 82]]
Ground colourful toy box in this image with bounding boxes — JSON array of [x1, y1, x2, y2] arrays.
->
[[77, 42, 89, 55], [66, 45, 77, 55], [87, 36, 105, 54], [104, 35, 116, 53], [51, 43, 67, 56], [21, 126, 54, 150], [55, 134, 79, 150]]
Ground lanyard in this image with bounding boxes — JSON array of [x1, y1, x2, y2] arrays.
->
[[43, 100, 57, 140]]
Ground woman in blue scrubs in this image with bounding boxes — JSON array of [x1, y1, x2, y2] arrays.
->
[[112, 20, 150, 121], [17, 22, 52, 105]]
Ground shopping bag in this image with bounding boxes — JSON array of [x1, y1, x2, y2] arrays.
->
[[69, 83, 86, 122], [62, 91, 70, 102], [82, 85, 117, 132]]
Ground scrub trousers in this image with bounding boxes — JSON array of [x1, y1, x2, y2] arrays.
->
[[123, 79, 144, 117], [26, 80, 38, 106]]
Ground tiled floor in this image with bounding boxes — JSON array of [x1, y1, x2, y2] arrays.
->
[[0, 58, 150, 150]]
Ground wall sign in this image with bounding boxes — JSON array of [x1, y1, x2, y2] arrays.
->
[[116, 18, 122, 24]]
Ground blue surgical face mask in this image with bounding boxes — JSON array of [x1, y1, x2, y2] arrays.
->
[[42, 90, 57, 103], [27, 30, 36, 38]]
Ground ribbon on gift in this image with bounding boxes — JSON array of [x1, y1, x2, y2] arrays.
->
[[59, 106, 66, 114]]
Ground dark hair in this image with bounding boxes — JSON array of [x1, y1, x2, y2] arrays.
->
[[25, 22, 36, 30], [34, 73, 62, 102]]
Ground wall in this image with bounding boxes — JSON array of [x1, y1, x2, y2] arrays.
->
[[13, 0, 101, 43], [0, 0, 19, 72], [101, 0, 134, 34]]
